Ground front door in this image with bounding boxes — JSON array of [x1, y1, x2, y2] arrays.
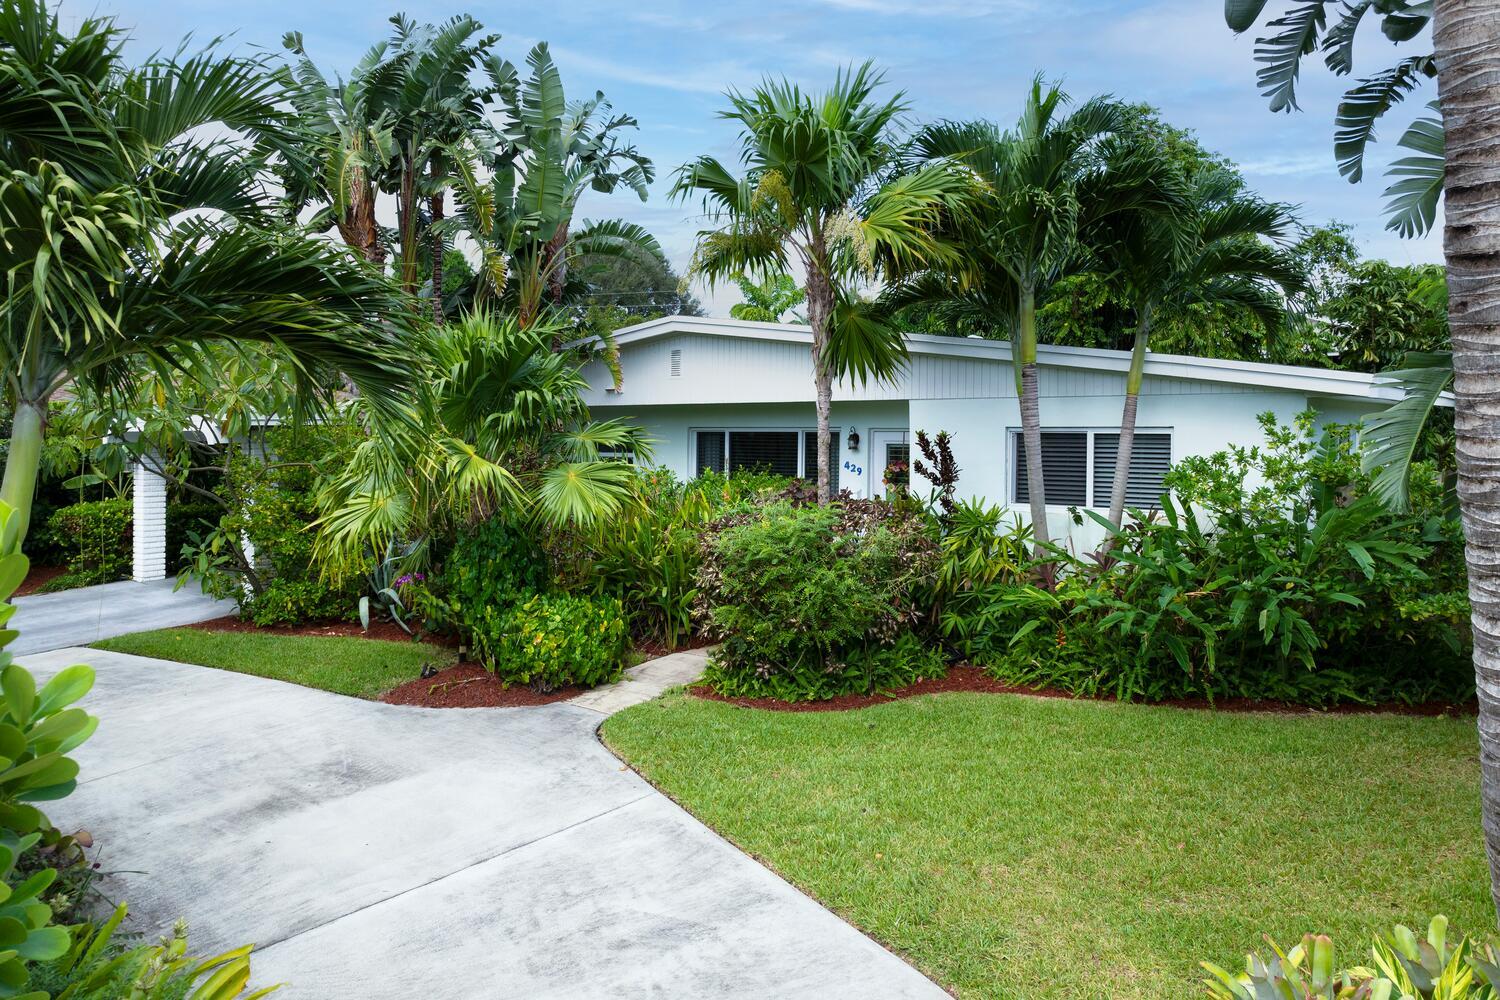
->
[[869, 429, 910, 499]]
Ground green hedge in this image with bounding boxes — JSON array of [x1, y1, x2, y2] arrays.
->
[[44, 498, 132, 588], [473, 592, 628, 691]]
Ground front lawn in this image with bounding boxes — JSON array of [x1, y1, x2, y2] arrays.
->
[[603, 691, 1488, 999], [93, 628, 454, 699]]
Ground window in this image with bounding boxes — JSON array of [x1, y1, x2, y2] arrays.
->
[[1092, 433, 1171, 507], [599, 447, 635, 465], [802, 431, 840, 495], [694, 429, 839, 492], [1012, 429, 1172, 508], [729, 431, 799, 477]]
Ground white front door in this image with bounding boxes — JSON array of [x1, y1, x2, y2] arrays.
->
[[868, 429, 910, 499]]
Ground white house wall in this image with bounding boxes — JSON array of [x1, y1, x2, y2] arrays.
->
[[588, 325, 1391, 551], [581, 333, 908, 408]]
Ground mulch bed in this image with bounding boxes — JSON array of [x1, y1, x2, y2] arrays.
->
[[380, 664, 583, 709], [15, 565, 68, 597], [691, 664, 1478, 717], [187, 614, 453, 645]]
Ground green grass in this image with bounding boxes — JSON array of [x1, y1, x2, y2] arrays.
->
[[603, 691, 1489, 999], [93, 628, 455, 699]]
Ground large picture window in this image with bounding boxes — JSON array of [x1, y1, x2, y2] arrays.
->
[[1012, 429, 1172, 508], [694, 428, 839, 493]]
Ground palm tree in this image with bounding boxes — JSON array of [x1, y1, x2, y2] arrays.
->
[[907, 81, 1181, 549], [672, 63, 970, 503], [382, 15, 499, 307], [729, 273, 807, 322], [278, 31, 402, 265], [1222, 0, 1500, 918], [314, 311, 643, 574], [1095, 168, 1305, 530], [449, 43, 659, 331], [0, 0, 413, 545]]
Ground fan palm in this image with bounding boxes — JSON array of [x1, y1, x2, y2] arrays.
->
[[1094, 168, 1305, 529], [0, 0, 413, 545], [906, 80, 1182, 550], [448, 42, 657, 331], [672, 63, 970, 503], [314, 310, 643, 573]]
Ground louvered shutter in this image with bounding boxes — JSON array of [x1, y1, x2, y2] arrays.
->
[[729, 431, 799, 477], [1092, 433, 1172, 508], [1014, 432, 1088, 505], [802, 430, 839, 494], [696, 431, 726, 476]]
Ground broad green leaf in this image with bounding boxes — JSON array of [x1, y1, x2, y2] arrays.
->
[[36, 664, 95, 716]]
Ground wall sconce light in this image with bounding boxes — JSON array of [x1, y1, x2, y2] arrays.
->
[[847, 428, 860, 452]]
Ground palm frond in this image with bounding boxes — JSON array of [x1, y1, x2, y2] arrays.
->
[[1333, 54, 1435, 181], [823, 293, 908, 387], [536, 461, 635, 527], [1361, 350, 1452, 511], [1382, 101, 1444, 237], [1254, 3, 1329, 113]]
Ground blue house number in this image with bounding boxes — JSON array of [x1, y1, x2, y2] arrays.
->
[[843, 460, 864, 476]]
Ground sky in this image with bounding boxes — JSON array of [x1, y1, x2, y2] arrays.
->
[[86, 0, 1442, 315]]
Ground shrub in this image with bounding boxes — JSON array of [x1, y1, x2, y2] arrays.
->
[[703, 631, 945, 702], [166, 499, 219, 574], [44, 497, 132, 589], [1203, 915, 1497, 999], [940, 413, 1473, 706], [697, 494, 940, 700], [444, 517, 547, 641], [474, 592, 629, 690]]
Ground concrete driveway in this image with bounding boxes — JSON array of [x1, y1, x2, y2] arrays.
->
[[11, 578, 236, 654], [20, 646, 946, 999]]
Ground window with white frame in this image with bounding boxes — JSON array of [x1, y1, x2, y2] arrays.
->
[[598, 447, 636, 464], [694, 428, 839, 493], [1012, 429, 1172, 508]]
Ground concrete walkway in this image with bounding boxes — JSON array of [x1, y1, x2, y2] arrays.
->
[[20, 646, 946, 1000], [11, 577, 237, 654]]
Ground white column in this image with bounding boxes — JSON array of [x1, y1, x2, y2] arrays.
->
[[131, 455, 168, 582]]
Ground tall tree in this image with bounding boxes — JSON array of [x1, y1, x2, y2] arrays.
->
[[1096, 168, 1305, 530], [672, 63, 969, 503], [382, 15, 499, 308], [0, 0, 413, 544], [1222, 0, 1500, 919], [450, 43, 659, 331], [906, 81, 1181, 550], [278, 31, 402, 265]]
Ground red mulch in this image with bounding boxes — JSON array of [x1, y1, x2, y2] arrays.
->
[[691, 664, 1478, 716], [15, 565, 67, 597], [186, 614, 456, 645], [380, 664, 584, 708]]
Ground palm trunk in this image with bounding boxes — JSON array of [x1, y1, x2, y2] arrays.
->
[[398, 141, 421, 302], [1018, 285, 1050, 553], [430, 160, 446, 326], [335, 163, 384, 266], [1108, 306, 1153, 531], [806, 268, 836, 505], [1435, 0, 1500, 922], [0, 399, 47, 550]]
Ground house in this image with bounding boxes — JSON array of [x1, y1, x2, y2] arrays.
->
[[578, 316, 1415, 551]]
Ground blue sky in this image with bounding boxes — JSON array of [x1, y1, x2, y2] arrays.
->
[[91, 0, 1441, 314]]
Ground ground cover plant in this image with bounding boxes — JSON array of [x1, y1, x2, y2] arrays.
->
[[603, 690, 1489, 1000], [92, 630, 453, 700]]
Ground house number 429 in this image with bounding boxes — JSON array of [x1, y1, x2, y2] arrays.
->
[[843, 460, 864, 476]]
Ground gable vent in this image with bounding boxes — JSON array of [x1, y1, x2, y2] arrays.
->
[[669, 348, 682, 377]]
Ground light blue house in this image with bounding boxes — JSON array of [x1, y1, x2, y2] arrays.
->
[[579, 316, 1407, 550]]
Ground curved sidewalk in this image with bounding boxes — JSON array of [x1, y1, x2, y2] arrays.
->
[[19, 645, 946, 999]]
